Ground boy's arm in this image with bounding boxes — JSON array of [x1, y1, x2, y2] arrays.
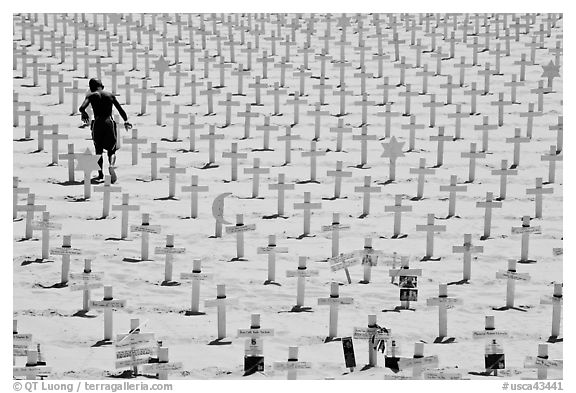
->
[[112, 96, 128, 122], [79, 96, 91, 123]]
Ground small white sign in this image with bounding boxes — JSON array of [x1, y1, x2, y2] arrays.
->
[[69, 281, 104, 291], [273, 361, 312, 370], [238, 328, 274, 337], [69, 272, 104, 281], [131, 224, 161, 234], [321, 224, 351, 232], [50, 247, 81, 255], [90, 299, 126, 308], [13, 366, 52, 376], [154, 247, 186, 254], [353, 327, 391, 340], [398, 355, 439, 369], [13, 334, 32, 342], [226, 224, 256, 234], [423, 371, 463, 380], [115, 333, 155, 347], [426, 297, 463, 306], [257, 246, 289, 253], [205, 298, 239, 307], [115, 357, 151, 369], [286, 270, 319, 278], [389, 268, 422, 277], [180, 272, 212, 281], [524, 357, 563, 369], [141, 362, 183, 373], [116, 347, 155, 359], [511, 226, 541, 234], [32, 221, 62, 230], [496, 271, 530, 281], [318, 297, 354, 306], [472, 330, 509, 339]]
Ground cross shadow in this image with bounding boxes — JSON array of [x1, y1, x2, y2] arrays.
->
[[433, 336, 456, 344], [16, 237, 37, 242], [382, 306, 415, 312], [72, 310, 97, 318], [21, 258, 53, 266], [29, 149, 43, 154], [391, 234, 408, 239], [360, 364, 375, 371], [358, 213, 369, 219], [252, 148, 274, 152], [263, 280, 281, 286], [431, 164, 443, 169], [296, 180, 321, 185], [287, 234, 316, 240], [122, 257, 147, 263], [208, 338, 232, 346], [154, 196, 179, 201], [65, 196, 89, 202], [86, 215, 113, 221], [377, 180, 394, 185], [160, 138, 182, 142], [13, 217, 24, 222], [108, 370, 137, 378], [160, 281, 181, 287], [436, 215, 461, 220], [91, 339, 113, 348], [136, 177, 162, 182], [198, 163, 219, 169], [13, 137, 33, 142], [229, 257, 249, 262], [447, 279, 470, 286], [547, 336, 563, 343], [322, 196, 347, 201], [480, 235, 491, 241], [238, 196, 265, 200], [421, 256, 441, 261], [358, 280, 371, 284], [177, 148, 198, 153], [517, 259, 538, 264], [104, 237, 131, 241], [284, 305, 313, 313], [468, 371, 494, 377], [262, 214, 289, 220], [324, 336, 341, 343], [203, 113, 217, 117], [351, 164, 371, 169], [491, 306, 528, 312], [410, 196, 424, 201], [184, 310, 206, 316], [38, 282, 68, 289]]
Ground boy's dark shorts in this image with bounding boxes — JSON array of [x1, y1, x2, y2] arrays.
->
[[91, 118, 118, 155]]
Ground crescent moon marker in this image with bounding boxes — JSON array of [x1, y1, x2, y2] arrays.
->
[[212, 193, 233, 225]]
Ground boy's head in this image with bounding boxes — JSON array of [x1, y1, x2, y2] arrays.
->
[[89, 78, 104, 92]]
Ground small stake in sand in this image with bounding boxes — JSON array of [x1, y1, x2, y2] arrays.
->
[[257, 235, 288, 284], [317, 282, 354, 340], [154, 234, 186, 284], [397, 343, 439, 379], [130, 213, 161, 261], [286, 256, 319, 312], [452, 234, 484, 281], [93, 175, 122, 218], [180, 259, 212, 315]]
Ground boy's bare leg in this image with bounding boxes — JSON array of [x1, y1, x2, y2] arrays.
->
[[108, 152, 117, 183]]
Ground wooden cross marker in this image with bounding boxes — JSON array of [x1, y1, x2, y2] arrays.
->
[[354, 176, 381, 218], [277, 126, 301, 165], [155, 234, 186, 284], [31, 211, 62, 260], [512, 216, 541, 264], [205, 284, 238, 343], [356, 237, 387, 284], [427, 284, 462, 341], [472, 315, 509, 341], [540, 283, 562, 341], [494, 259, 530, 310], [439, 175, 467, 218], [300, 140, 326, 183], [452, 234, 484, 281], [257, 235, 289, 284], [273, 346, 311, 380], [332, 83, 353, 118], [286, 92, 308, 126], [409, 158, 435, 200], [490, 93, 513, 127], [68, 259, 103, 312], [446, 104, 470, 140], [111, 193, 140, 239], [244, 158, 270, 198], [93, 175, 122, 218], [226, 214, 257, 261], [294, 192, 322, 238], [13, 319, 33, 359], [545, 115, 563, 156], [231, 64, 250, 96], [13, 176, 29, 221], [325, 161, 352, 200], [398, 343, 439, 379], [318, 282, 354, 339], [377, 103, 401, 139], [238, 103, 259, 139], [541, 145, 562, 184], [474, 116, 498, 153], [429, 126, 452, 167], [416, 214, 446, 260], [165, 104, 187, 141], [200, 81, 221, 116], [117, 77, 138, 106], [381, 136, 405, 183], [75, 148, 100, 199], [254, 116, 278, 151], [134, 79, 155, 116], [51, 235, 82, 285], [353, 315, 391, 368], [199, 125, 225, 168], [28, 116, 52, 152], [307, 104, 330, 141], [526, 177, 553, 219], [268, 173, 294, 217], [385, 195, 413, 238], [476, 192, 503, 240], [352, 125, 377, 168], [353, 92, 375, 127], [463, 82, 483, 115], [329, 118, 352, 152], [43, 125, 67, 166], [461, 143, 486, 183], [267, 82, 288, 116], [322, 213, 351, 259], [17, 193, 46, 240], [159, 157, 186, 199], [286, 256, 318, 312], [183, 74, 202, 106], [423, 94, 443, 128], [504, 128, 530, 169], [141, 142, 167, 181], [148, 92, 170, 126], [524, 344, 562, 380], [491, 160, 518, 200], [13, 349, 51, 379], [389, 256, 422, 310], [519, 103, 543, 139], [179, 259, 212, 315], [531, 81, 550, 113], [114, 318, 154, 375], [179, 114, 203, 153], [181, 175, 209, 219], [130, 213, 161, 261]]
